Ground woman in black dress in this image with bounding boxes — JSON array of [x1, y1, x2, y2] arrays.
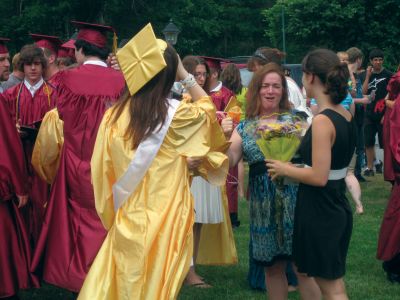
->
[[267, 49, 356, 300]]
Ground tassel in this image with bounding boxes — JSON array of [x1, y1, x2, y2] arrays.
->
[[113, 31, 118, 54]]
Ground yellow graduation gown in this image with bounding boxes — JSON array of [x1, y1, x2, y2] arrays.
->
[[31, 108, 64, 184], [78, 96, 229, 300]]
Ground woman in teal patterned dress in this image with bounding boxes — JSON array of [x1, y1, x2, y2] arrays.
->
[[227, 63, 303, 299]]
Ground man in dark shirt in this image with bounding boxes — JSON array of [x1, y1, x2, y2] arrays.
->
[[360, 49, 393, 176]]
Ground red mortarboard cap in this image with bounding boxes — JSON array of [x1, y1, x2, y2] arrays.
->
[[200, 56, 229, 70], [62, 39, 76, 50], [0, 37, 10, 54], [71, 20, 116, 50], [30, 33, 62, 54]]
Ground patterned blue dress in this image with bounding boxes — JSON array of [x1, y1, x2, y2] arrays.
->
[[237, 116, 298, 289]]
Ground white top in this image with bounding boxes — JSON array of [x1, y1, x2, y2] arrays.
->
[[83, 60, 108, 67], [210, 81, 223, 93], [24, 78, 44, 97]]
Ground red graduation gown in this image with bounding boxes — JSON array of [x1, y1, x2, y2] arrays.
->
[[377, 90, 400, 261], [47, 70, 63, 89], [0, 81, 56, 245], [210, 85, 239, 214], [383, 72, 400, 182], [0, 100, 39, 297], [31, 64, 125, 292]]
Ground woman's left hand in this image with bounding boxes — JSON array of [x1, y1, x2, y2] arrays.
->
[[265, 159, 289, 181], [221, 116, 233, 139]]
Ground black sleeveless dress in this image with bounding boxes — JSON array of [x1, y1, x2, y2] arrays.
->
[[293, 109, 356, 279]]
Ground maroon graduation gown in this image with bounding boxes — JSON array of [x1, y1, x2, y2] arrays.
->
[[377, 90, 400, 261], [0, 100, 39, 297], [210, 85, 239, 214], [383, 72, 400, 182], [0, 81, 56, 245], [31, 63, 125, 292]]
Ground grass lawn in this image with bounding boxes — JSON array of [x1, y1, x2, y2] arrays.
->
[[20, 174, 399, 299]]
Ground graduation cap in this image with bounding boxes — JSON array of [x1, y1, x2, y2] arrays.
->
[[61, 39, 75, 50], [71, 20, 117, 53], [200, 56, 229, 71], [0, 37, 10, 54], [116, 23, 167, 96], [30, 33, 62, 54], [19, 120, 42, 141]]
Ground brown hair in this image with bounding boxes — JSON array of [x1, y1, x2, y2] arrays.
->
[[302, 48, 349, 105], [12, 52, 21, 70], [111, 43, 178, 149], [220, 63, 242, 95], [346, 47, 363, 64], [247, 47, 285, 71], [182, 55, 210, 92], [246, 63, 290, 118], [19, 44, 47, 71]]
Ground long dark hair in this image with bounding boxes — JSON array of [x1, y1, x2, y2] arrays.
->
[[246, 63, 290, 119], [111, 43, 178, 149], [220, 63, 242, 95], [302, 48, 349, 105]]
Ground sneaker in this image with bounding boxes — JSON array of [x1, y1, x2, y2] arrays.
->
[[355, 174, 368, 182], [375, 160, 383, 174], [364, 168, 375, 177]]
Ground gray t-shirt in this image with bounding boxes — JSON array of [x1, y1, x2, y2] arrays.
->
[[0, 73, 23, 92]]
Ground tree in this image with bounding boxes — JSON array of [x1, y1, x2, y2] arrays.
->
[[264, 0, 400, 68]]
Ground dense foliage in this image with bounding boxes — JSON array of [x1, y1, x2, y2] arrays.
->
[[1, 0, 399, 68], [1, 0, 272, 58], [264, 0, 400, 68]]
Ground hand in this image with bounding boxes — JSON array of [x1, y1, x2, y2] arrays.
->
[[108, 54, 121, 71], [221, 116, 233, 139], [16, 194, 28, 208], [361, 96, 371, 105], [186, 157, 203, 171], [16, 120, 28, 139], [176, 55, 189, 81], [265, 159, 289, 181], [366, 66, 373, 76]]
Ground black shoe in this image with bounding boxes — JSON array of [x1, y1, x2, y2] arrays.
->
[[364, 168, 375, 177], [375, 161, 383, 174], [355, 174, 368, 182], [230, 213, 240, 228], [387, 272, 400, 283]]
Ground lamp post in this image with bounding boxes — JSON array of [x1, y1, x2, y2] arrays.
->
[[281, 3, 286, 64], [162, 19, 180, 45]]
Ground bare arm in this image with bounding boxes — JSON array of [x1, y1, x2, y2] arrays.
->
[[266, 114, 334, 186], [227, 128, 243, 168], [362, 66, 372, 95]]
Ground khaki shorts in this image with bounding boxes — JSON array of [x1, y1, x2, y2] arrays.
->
[[348, 153, 356, 172]]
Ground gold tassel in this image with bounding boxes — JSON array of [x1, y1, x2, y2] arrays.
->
[[113, 31, 118, 54]]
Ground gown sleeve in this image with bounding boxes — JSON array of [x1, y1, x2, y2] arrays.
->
[[31, 109, 64, 184], [167, 96, 230, 186], [90, 110, 116, 230], [390, 95, 400, 166], [0, 100, 28, 200]]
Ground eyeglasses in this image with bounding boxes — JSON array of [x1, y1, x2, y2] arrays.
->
[[194, 72, 208, 79]]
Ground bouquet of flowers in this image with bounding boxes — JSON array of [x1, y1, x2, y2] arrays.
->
[[254, 113, 305, 163], [248, 112, 306, 247]]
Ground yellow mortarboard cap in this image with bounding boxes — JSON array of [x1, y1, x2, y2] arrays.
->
[[117, 23, 167, 96]]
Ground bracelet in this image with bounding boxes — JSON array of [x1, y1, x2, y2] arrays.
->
[[180, 74, 197, 89]]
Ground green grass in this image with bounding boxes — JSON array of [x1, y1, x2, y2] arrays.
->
[[20, 174, 399, 299]]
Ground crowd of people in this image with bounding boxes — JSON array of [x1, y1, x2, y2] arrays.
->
[[0, 20, 399, 300]]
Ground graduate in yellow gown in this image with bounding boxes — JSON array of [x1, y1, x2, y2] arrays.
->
[[77, 24, 230, 300]]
